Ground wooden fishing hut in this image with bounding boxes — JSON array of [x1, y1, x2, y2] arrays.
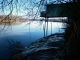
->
[[40, 2, 77, 22]]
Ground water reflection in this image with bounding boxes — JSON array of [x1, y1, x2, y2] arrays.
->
[[0, 20, 66, 60], [0, 20, 65, 43]]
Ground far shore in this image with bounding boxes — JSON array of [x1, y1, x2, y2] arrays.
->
[[0, 15, 28, 25]]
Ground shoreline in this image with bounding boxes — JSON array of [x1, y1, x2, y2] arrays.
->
[[10, 33, 67, 60]]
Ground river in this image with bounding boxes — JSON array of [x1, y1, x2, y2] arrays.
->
[[0, 20, 66, 60]]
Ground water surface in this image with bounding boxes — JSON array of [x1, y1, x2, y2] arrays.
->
[[0, 20, 66, 60]]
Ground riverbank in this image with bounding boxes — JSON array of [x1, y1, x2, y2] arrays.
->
[[0, 15, 28, 23], [10, 33, 68, 60]]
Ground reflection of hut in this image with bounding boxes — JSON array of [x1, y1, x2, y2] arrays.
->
[[40, 2, 77, 22]]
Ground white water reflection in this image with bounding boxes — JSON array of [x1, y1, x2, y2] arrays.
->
[[0, 21, 64, 37], [0, 20, 66, 47], [0, 21, 66, 47]]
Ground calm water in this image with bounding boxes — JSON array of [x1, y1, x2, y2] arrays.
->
[[0, 20, 66, 60]]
